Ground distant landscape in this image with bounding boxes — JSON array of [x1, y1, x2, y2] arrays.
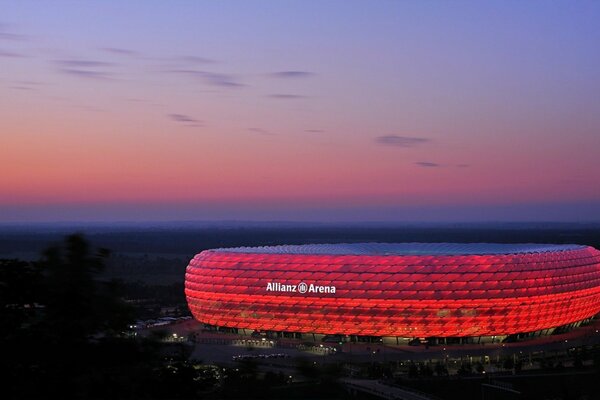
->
[[2, 221, 599, 283]]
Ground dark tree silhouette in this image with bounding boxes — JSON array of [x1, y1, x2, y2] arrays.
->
[[38, 233, 132, 344], [2, 234, 221, 398], [0, 234, 158, 399]]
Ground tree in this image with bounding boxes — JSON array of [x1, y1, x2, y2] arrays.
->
[[408, 362, 419, 378], [502, 356, 514, 371], [457, 362, 472, 376], [39, 233, 133, 344], [419, 363, 434, 377], [1, 234, 211, 399], [0, 234, 147, 398], [475, 362, 485, 374], [434, 362, 449, 376]]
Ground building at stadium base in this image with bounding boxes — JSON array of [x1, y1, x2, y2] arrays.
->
[[184, 243, 600, 345]]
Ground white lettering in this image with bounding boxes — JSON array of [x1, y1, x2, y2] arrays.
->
[[308, 284, 336, 293], [266, 282, 298, 292], [266, 281, 336, 294]]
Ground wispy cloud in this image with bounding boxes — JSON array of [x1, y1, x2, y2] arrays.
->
[[56, 59, 115, 80], [57, 59, 115, 68], [17, 80, 43, 86], [167, 69, 244, 88], [0, 49, 26, 58], [178, 55, 216, 64], [269, 71, 315, 78], [267, 93, 307, 99], [99, 47, 139, 57], [168, 113, 203, 127], [375, 135, 429, 147], [305, 129, 324, 133], [414, 162, 470, 168], [60, 69, 112, 80], [203, 72, 244, 87], [0, 24, 29, 41], [415, 161, 440, 168], [8, 80, 43, 90], [9, 85, 35, 91], [248, 127, 275, 135], [0, 32, 26, 41]]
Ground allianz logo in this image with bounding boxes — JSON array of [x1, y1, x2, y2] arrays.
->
[[266, 281, 336, 294]]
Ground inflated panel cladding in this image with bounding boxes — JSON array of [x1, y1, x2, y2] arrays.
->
[[184, 246, 600, 337]]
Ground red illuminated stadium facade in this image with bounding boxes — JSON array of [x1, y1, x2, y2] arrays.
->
[[185, 243, 600, 343]]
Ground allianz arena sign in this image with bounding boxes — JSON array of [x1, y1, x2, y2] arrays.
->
[[266, 281, 336, 294]]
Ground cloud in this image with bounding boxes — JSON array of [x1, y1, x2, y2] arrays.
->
[[247, 127, 275, 135], [203, 72, 244, 87], [415, 161, 440, 168], [56, 59, 115, 80], [456, 164, 470, 168], [178, 55, 215, 64], [375, 135, 429, 147], [8, 80, 42, 91], [9, 85, 35, 91], [168, 113, 203, 127], [0, 32, 26, 41], [99, 47, 139, 57], [0, 24, 28, 41], [60, 69, 112, 79], [305, 129, 324, 133], [57, 59, 115, 68], [0, 49, 26, 58], [169, 114, 197, 123], [269, 71, 314, 78], [167, 69, 244, 87], [267, 93, 307, 99]]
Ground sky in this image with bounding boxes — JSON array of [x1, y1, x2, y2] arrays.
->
[[1, 1, 600, 223]]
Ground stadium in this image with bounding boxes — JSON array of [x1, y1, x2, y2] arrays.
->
[[185, 243, 600, 344]]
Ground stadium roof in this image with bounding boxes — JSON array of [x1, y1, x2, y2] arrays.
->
[[215, 242, 585, 256]]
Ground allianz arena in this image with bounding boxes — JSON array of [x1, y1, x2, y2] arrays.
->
[[185, 243, 600, 343]]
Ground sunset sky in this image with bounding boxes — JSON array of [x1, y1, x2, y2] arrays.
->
[[2, 1, 600, 222]]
